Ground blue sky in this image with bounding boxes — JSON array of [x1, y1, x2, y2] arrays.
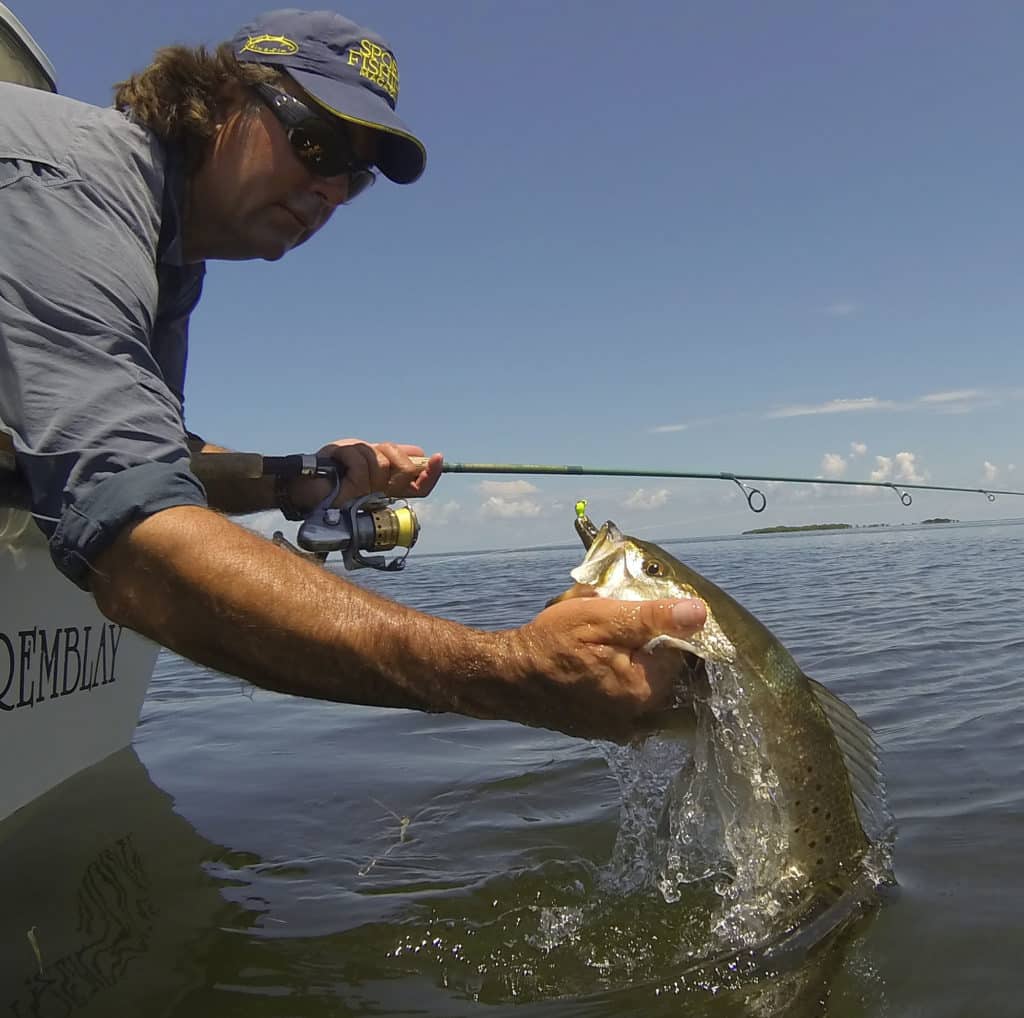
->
[[17, 0, 1024, 552]]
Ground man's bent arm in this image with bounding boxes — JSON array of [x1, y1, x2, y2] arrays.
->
[[92, 506, 501, 715], [89, 506, 707, 740]]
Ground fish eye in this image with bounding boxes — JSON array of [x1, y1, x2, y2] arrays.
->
[[643, 559, 664, 577]]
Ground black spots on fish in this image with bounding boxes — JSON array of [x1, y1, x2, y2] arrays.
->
[[804, 767, 824, 793], [812, 806, 819, 814], [817, 857, 825, 866]]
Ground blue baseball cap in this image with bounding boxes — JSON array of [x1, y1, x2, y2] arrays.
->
[[231, 8, 426, 184]]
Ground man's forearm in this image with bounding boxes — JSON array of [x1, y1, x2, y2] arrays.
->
[[91, 506, 510, 715]]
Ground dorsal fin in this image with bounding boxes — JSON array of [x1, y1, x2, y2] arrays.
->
[[807, 677, 892, 841]]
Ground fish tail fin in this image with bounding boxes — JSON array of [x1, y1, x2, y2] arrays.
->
[[676, 873, 878, 984], [758, 873, 879, 970]]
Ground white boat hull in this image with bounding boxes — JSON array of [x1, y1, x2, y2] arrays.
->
[[0, 508, 158, 822]]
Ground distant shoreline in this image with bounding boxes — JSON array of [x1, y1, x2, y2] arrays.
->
[[407, 517, 1024, 560], [743, 518, 957, 535]]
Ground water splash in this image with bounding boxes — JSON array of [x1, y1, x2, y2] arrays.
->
[[601, 659, 892, 960], [363, 651, 894, 1003]]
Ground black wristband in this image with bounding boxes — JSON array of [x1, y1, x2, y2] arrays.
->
[[274, 473, 305, 521]]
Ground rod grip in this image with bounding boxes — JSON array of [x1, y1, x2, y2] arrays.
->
[[191, 452, 267, 481], [198, 453, 435, 478], [1, 432, 271, 482], [0, 431, 14, 474], [0, 433, 434, 480]]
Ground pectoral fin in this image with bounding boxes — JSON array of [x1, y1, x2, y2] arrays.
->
[[644, 634, 703, 657], [544, 582, 599, 609]]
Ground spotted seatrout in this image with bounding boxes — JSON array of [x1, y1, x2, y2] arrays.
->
[[557, 511, 894, 945]]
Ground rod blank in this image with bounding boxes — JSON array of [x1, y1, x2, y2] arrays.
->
[[435, 461, 1024, 513]]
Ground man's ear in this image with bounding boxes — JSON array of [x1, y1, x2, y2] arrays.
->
[[213, 79, 248, 125]]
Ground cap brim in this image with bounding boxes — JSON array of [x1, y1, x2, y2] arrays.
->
[[287, 67, 425, 184]]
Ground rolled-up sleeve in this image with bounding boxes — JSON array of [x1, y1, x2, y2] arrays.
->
[[0, 96, 208, 589]]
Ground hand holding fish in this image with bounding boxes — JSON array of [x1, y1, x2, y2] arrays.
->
[[504, 595, 707, 741]]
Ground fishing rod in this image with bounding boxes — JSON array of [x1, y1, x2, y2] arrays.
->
[[179, 451, 1024, 522], [434, 461, 1024, 514], [4, 433, 1018, 570], [5, 432, 1014, 515]]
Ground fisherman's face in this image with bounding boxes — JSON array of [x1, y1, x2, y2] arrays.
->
[[184, 78, 379, 262]]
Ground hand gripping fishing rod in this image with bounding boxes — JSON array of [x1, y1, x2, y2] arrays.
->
[[130, 449, 420, 572]]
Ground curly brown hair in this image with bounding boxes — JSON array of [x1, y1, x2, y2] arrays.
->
[[113, 43, 282, 170]]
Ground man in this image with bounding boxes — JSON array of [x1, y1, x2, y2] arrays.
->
[[0, 9, 705, 741]]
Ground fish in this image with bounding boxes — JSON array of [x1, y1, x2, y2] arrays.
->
[[555, 508, 894, 957]]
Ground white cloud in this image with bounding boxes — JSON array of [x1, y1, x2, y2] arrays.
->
[[870, 456, 892, 482], [624, 487, 670, 510], [480, 496, 542, 519], [918, 389, 982, 404], [820, 453, 847, 478], [649, 423, 688, 434], [823, 301, 859, 317], [738, 386, 1011, 428], [766, 397, 895, 419], [850, 441, 867, 457], [916, 389, 995, 416], [476, 481, 547, 518], [413, 499, 461, 525], [478, 480, 539, 497], [982, 462, 1000, 483], [870, 452, 927, 484], [894, 452, 927, 482]]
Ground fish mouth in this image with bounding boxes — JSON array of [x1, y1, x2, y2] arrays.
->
[[574, 507, 601, 549], [586, 521, 625, 557], [569, 522, 627, 587]]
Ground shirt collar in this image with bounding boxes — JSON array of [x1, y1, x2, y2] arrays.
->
[[157, 142, 190, 268]]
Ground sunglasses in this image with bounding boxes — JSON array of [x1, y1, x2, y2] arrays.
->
[[251, 82, 376, 202]]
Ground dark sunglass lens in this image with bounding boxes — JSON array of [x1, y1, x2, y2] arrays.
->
[[272, 100, 375, 199], [289, 125, 359, 177], [344, 170, 376, 201], [287, 126, 331, 172]]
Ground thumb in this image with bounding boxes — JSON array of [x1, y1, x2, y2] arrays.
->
[[596, 597, 706, 649], [637, 598, 707, 643]]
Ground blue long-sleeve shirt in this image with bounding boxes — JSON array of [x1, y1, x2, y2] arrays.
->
[[0, 82, 208, 588]]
